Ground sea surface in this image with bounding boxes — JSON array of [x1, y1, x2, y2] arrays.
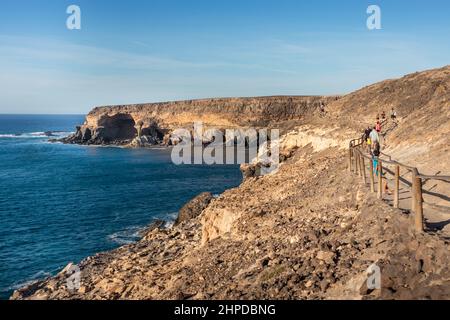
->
[[0, 115, 242, 299]]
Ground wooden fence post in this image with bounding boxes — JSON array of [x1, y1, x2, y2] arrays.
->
[[394, 165, 400, 208], [348, 148, 352, 172], [414, 176, 424, 232], [356, 152, 361, 176], [361, 156, 367, 184], [377, 160, 383, 199], [369, 159, 375, 192], [411, 170, 417, 213]]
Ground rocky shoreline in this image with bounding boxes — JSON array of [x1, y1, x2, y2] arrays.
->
[[57, 96, 339, 148]]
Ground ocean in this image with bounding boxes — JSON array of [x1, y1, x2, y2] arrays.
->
[[0, 114, 242, 299]]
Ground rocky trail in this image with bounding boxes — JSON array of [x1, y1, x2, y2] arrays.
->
[[377, 166, 450, 238], [351, 119, 450, 239]]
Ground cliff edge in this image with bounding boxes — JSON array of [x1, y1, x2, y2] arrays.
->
[[61, 96, 339, 147]]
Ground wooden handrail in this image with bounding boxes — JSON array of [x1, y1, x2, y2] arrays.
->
[[349, 128, 449, 233], [352, 134, 448, 181], [419, 175, 450, 182]]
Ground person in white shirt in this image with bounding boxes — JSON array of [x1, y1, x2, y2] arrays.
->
[[390, 108, 397, 122], [369, 127, 379, 146]]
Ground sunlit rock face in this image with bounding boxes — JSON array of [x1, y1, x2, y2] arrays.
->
[[61, 96, 338, 146]]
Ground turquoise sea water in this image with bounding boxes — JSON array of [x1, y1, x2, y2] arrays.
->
[[0, 115, 242, 299]]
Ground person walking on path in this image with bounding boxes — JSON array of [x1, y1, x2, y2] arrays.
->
[[371, 141, 381, 176], [376, 120, 382, 133], [319, 102, 326, 115], [370, 141, 391, 194], [369, 127, 380, 146], [364, 126, 372, 152], [364, 126, 371, 140], [390, 108, 397, 122]]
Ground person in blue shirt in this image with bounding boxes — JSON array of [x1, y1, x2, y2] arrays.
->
[[372, 141, 380, 176]]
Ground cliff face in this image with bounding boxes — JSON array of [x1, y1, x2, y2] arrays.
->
[[63, 96, 339, 146]]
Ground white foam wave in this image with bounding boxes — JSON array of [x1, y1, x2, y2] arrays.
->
[[2, 270, 53, 293], [0, 134, 19, 138], [108, 213, 179, 245], [107, 226, 146, 245], [0, 131, 73, 139], [162, 212, 179, 229]]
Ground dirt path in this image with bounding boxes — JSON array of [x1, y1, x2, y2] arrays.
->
[[359, 149, 450, 239]]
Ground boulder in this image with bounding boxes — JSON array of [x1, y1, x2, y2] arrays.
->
[[316, 251, 336, 265], [240, 163, 262, 180], [162, 132, 185, 146], [175, 192, 214, 225], [162, 133, 172, 146], [129, 135, 159, 148]]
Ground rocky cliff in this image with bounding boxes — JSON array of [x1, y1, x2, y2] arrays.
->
[[62, 96, 339, 147], [13, 66, 450, 300]]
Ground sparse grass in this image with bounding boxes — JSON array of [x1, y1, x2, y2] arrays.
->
[[260, 265, 286, 282]]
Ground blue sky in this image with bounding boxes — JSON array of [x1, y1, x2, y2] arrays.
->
[[0, 0, 449, 114]]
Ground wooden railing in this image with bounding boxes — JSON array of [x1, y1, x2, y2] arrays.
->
[[348, 130, 450, 233]]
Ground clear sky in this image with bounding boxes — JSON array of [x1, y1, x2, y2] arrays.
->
[[0, 0, 449, 114]]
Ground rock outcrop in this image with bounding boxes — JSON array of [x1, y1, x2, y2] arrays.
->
[[61, 96, 339, 147], [175, 192, 214, 226]]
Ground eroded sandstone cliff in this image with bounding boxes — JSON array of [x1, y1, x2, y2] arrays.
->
[[62, 96, 339, 146]]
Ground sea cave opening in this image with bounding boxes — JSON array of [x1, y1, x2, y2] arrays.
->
[[98, 113, 137, 141]]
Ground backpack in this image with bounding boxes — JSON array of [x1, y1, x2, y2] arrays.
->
[[373, 141, 380, 156], [373, 148, 380, 157]]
